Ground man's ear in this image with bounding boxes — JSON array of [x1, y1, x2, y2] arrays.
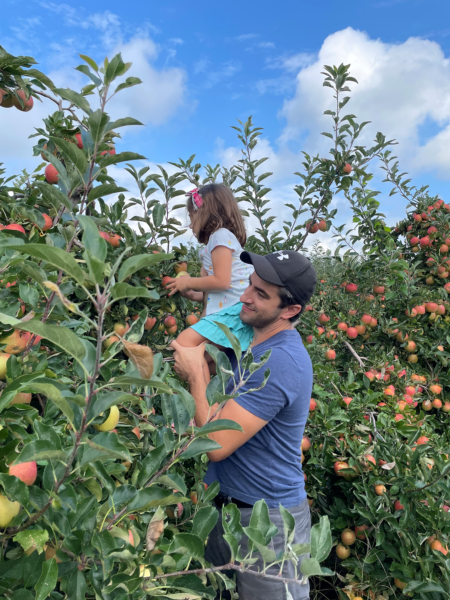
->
[[281, 304, 302, 320]]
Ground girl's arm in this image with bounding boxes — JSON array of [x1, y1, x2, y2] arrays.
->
[[166, 247, 232, 296], [181, 267, 208, 302]]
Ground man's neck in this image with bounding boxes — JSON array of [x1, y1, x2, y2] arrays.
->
[[251, 319, 294, 347]]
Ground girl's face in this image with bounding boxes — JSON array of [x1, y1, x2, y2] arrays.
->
[[188, 212, 200, 238]]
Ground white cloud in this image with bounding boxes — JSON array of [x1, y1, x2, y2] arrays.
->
[[266, 52, 316, 72], [108, 36, 189, 126], [215, 26, 450, 242], [279, 27, 450, 179], [235, 34, 259, 41]]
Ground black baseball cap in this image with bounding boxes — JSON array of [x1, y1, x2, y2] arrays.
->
[[240, 250, 317, 312]]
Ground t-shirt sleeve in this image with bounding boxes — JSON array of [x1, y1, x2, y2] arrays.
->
[[234, 349, 295, 421], [208, 229, 240, 254]]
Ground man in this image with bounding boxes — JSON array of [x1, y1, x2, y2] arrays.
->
[[170, 250, 316, 600]]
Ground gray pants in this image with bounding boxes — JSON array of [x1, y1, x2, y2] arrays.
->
[[205, 499, 311, 600]]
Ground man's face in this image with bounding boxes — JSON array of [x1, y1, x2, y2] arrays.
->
[[239, 272, 299, 328]]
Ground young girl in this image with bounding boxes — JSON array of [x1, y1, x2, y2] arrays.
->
[[165, 183, 254, 352]]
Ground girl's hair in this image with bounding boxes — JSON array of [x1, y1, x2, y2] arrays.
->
[[187, 183, 247, 246]]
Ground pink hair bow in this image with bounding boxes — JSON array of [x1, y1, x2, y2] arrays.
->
[[186, 188, 203, 210]]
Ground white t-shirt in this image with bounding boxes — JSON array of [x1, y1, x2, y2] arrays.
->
[[200, 228, 254, 316]]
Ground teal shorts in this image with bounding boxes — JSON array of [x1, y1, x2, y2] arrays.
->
[[191, 302, 253, 351]]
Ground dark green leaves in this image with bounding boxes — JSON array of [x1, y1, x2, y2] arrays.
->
[[98, 152, 146, 168], [110, 283, 159, 302], [194, 419, 243, 437], [35, 558, 58, 600], [50, 136, 87, 175], [87, 183, 127, 203], [117, 252, 173, 282], [34, 181, 72, 212], [181, 439, 222, 459], [53, 88, 91, 114], [0, 242, 86, 286], [192, 506, 218, 542], [0, 314, 86, 366], [78, 215, 107, 262]]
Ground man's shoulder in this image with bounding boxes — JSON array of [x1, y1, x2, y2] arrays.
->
[[256, 331, 311, 372]]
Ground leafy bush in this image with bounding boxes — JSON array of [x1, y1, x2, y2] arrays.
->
[[1, 44, 449, 600]]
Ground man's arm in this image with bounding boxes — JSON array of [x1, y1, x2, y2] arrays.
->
[[170, 340, 268, 462], [188, 367, 268, 462]]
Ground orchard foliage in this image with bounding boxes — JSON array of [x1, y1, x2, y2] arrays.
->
[[0, 47, 333, 600], [1, 43, 450, 600]]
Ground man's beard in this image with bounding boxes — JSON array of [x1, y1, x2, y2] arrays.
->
[[239, 305, 280, 329]]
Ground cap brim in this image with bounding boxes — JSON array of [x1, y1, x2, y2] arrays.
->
[[240, 251, 284, 286]]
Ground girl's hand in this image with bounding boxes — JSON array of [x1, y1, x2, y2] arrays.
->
[[166, 274, 192, 296]]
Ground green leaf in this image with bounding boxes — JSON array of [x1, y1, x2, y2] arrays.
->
[[0, 314, 86, 367], [310, 515, 332, 563], [279, 505, 296, 546], [181, 439, 222, 459], [35, 181, 73, 212], [153, 203, 165, 227], [35, 558, 58, 600], [243, 526, 278, 562], [249, 500, 278, 542], [87, 391, 133, 422], [213, 321, 242, 363], [167, 378, 196, 419], [192, 506, 218, 542], [156, 472, 187, 496], [28, 379, 74, 425], [19, 283, 39, 308], [194, 419, 243, 437], [110, 283, 159, 302], [16, 441, 67, 464], [108, 376, 170, 393], [203, 481, 220, 503], [128, 488, 186, 512], [136, 445, 168, 487], [299, 557, 331, 578], [14, 530, 48, 555], [50, 136, 87, 175], [16, 206, 46, 229], [105, 53, 129, 86], [98, 151, 146, 168], [169, 533, 205, 559], [105, 117, 143, 133], [81, 434, 131, 465], [87, 109, 110, 145], [171, 394, 191, 436], [114, 77, 142, 93], [66, 569, 87, 600], [87, 183, 127, 203], [79, 54, 99, 72], [117, 252, 174, 282], [77, 215, 107, 262], [0, 474, 29, 505], [0, 242, 86, 286], [53, 88, 92, 114], [84, 250, 104, 284]]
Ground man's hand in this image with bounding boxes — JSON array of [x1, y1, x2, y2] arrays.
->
[[165, 274, 192, 297], [169, 339, 208, 382]]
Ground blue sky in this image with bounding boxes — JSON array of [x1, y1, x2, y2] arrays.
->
[[2, 0, 450, 246]]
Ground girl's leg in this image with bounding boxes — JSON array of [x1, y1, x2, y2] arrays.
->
[[174, 327, 224, 378], [175, 327, 211, 382]]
